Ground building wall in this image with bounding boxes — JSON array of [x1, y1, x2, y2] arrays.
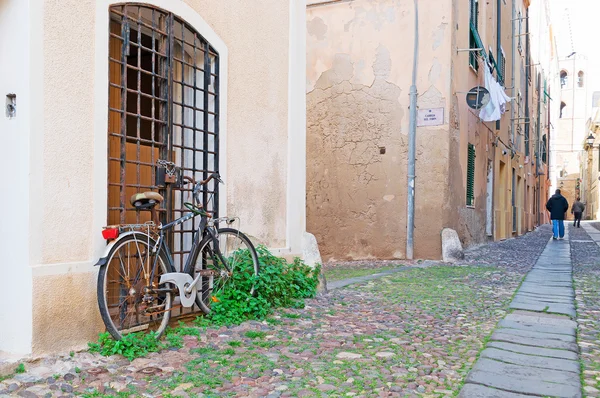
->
[[0, 0, 34, 356], [306, 0, 452, 260], [306, 0, 552, 260], [582, 110, 600, 220], [448, 0, 537, 245], [553, 55, 590, 217], [22, 0, 304, 355]]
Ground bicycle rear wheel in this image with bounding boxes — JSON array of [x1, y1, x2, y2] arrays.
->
[[186, 228, 260, 314], [97, 233, 172, 340]]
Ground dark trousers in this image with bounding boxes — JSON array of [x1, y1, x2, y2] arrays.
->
[[573, 212, 582, 227]]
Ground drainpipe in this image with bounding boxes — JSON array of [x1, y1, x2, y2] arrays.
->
[[511, 1, 516, 151], [406, 0, 419, 260], [536, 74, 541, 225]]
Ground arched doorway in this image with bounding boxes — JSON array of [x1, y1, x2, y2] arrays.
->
[[107, 4, 220, 274]]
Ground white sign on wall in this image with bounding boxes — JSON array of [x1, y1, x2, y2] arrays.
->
[[417, 108, 444, 127]]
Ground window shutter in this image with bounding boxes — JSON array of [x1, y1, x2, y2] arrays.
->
[[469, 0, 479, 69], [467, 144, 476, 206]]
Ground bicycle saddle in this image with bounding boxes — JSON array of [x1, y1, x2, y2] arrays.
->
[[130, 192, 164, 209]]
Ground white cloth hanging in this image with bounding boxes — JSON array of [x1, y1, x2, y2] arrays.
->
[[478, 65, 511, 122]]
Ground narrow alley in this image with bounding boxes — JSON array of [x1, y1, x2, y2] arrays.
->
[[1, 223, 597, 397]]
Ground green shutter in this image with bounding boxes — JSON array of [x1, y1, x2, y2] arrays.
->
[[466, 144, 476, 206], [469, 0, 480, 69]]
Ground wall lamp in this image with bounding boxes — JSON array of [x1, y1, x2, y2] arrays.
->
[[586, 133, 597, 149]]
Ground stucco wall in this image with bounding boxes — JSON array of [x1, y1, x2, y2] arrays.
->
[[306, 0, 452, 260], [0, 0, 33, 356], [184, 0, 290, 248], [28, 0, 295, 354], [40, 0, 290, 264]]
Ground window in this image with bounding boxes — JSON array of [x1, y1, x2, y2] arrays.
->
[[578, 71, 585, 88], [467, 144, 476, 206], [560, 70, 568, 88], [560, 102, 566, 118], [469, 0, 479, 69], [542, 135, 547, 163]]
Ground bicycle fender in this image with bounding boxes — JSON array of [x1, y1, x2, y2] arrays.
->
[[94, 231, 148, 266]]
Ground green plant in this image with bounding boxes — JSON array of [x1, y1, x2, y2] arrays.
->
[[222, 348, 235, 356], [15, 363, 25, 374], [228, 341, 242, 347], [88, 332, 163, 360], [244, 331, 266, 339], [206, 246, 320, 325], [75, 367, 81, 374]]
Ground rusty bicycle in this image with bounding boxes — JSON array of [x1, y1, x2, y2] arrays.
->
[[95, 160, 259, 340]]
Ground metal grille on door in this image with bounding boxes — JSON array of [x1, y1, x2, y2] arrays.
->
[[107, 5, 220, 315]]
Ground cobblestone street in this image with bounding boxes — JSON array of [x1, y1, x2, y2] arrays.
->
[[1, 225, 579, 398], [572, 223, 600, 397]]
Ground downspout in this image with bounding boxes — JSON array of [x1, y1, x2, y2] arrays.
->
[[511, 0, 516, 149], [536, 74, 541, 225], [493, 0, 501, 238], [406, 0, 419, 260], [524, 9, 530, 229], [525, 10, 530, 160]]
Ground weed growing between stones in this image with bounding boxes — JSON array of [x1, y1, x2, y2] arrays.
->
[[88, 332, 164, 360]]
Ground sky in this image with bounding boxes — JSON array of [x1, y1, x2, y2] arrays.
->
[[550, 0, 600, 93]]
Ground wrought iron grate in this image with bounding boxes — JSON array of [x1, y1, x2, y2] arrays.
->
[[107, 5, 220, 316]]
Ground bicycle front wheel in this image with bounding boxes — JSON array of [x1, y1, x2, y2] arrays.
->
[[97, 233, 172, 340], [187, 228, 260, 314]]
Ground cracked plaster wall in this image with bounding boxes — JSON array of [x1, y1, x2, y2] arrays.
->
[[307, 0, 453, 260]]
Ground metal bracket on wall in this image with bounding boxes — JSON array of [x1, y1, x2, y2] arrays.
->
[[5, 94, 16, 118]]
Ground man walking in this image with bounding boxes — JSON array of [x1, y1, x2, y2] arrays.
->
[[546, 189, 569, 240], [571, 197, 585, 228]]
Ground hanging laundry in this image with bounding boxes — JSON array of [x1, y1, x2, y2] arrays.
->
[[478, 66, 511, 122]]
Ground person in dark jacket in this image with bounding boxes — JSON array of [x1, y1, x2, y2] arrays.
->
[[546, 189, 569, 240], [571, 197, 585, 228]]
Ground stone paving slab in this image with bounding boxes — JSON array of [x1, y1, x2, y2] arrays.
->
[[511, 293, 574, 304], [480, 347, 580, 373], [461, 232, 582, 398], [458, 384, 540, 398], [516, 285, 574, 297], [524, 275, 573, 282], [466, 368, 582, 398], [486, 341, 579, 360], [471, 358, 580, 386], [525, 274, 572, 281], [491, 326, 576, 343], [509, 301, 577, 317], [506, 311, 577, 327], [490, 330, 579, 351], [498, 319, 575, 336], [514, 292, 574, 302]]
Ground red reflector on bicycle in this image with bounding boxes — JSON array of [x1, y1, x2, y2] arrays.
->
[[102, 228, 119, 240]]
